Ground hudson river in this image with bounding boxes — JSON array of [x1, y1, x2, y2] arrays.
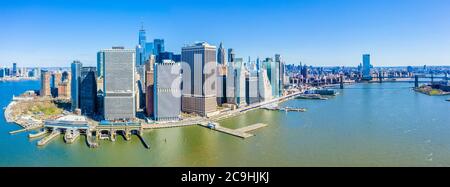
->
[[1, 80, 449, 166]]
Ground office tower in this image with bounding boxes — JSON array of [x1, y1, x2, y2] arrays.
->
[[52, 72, 62, 88], [362, 54, 372, 80], [102, 47, 136, 120], [154, 61, 181, 121], [71, 61, 82, 111], [226, 58, 247, 107], [258, 68, 273, 101], [246, 71, 259, 105], [216, 64, 227, 105], [228, 48, 235, 63], [80, 67, 97, 116], [12, 63, 17, 76], [97, 51, 104, 77], [153, 39, 165, 57], [145, 69, 154, 117], [40, 70, 51, 97], [301, 64, 308, 82], [0, 68, 4, 78], [234, 58, 247, 106], [181, 42, 217, 116], [57, 72, 71, 99], [217, 42, 226, 65], [275, 54, 284, 96]]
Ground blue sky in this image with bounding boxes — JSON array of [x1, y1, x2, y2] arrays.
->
[[1, 0, 450, 67]]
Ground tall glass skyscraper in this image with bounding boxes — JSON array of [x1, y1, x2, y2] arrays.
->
[[154, 61, 181, 121], [71, 61, 82, 111], [362, 54, 372, 80], [153, 39, 165, 57], [80, 67, 97, 116]]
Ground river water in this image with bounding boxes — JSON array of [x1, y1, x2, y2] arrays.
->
[[0, 80, 449, 166]]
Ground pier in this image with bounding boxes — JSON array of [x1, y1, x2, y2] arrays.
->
[[28, 129, 47, 138], [86, 133, 98, 148], [199, 123, 268, 139], [9, 126, 42, 135], [136, 133, 150, 149], [37, 131, 61, 146], [64, 131, 80, 144]]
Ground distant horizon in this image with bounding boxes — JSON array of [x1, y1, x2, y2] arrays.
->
[[2, 0, 450, 67]]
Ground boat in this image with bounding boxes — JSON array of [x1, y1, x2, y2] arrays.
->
[[446, 98, 450, 102], [207, 122, 218, 129]]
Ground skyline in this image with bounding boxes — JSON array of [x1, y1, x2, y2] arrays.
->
[[2, 0, 450, 67]]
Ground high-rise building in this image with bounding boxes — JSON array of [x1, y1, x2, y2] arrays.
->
[[51, 71, 62, 88], [80, 67, 97, 116], [97, 51, 104, 78], [153, 39, 165, 57], [258, 68, 273, 102], [226, 58, 247, 107], [102, 47, 136, 120], [246, 71, 259, 105], [217, 42, 226, 65], [181, 42, 217, 117], [154, 61, 181, 121], [216, 64, 227, 105], [275, 54, 284, 96], [57, 72, 71, 99], [40, 70, 51, 97], [228, 48, 235, 63], [71, 61, 82, 111], [362, 54, 372, 80], [12, 63, 17, 76]]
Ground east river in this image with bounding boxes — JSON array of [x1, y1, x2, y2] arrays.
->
[[1, 80, 449, 166]]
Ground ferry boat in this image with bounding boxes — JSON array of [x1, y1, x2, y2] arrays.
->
[[296, 94, 328, 100], [207, 122, 218, 129]]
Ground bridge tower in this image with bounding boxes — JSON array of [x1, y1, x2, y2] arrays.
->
[[340, 74, 344, 89]]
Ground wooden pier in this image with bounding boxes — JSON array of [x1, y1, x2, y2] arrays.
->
[[37, 131, 61, 146], [199, 123, 268, 139]]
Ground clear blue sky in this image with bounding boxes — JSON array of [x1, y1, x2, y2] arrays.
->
[[1, 0, 450, 67]]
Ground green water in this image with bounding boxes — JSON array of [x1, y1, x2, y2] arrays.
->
[[1, 81, 449, 166]]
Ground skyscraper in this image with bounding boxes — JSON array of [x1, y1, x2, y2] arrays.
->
[[12, 63, 17, 76], [228, 48, 235, 63], [80, 67, 97, 116], [154, 61, 181, 121], [362, 54, 372, 80], [181, 42, 217, 117], [217, 42, 226, 65], [246, 71, 259, 105], [40, 70, 51, 97], [102, 47, 136, 120], [153, 39, 165, 57], [71, 61, 82, 111], [226, 58, 247, 107], [97, 51, 104, 78]]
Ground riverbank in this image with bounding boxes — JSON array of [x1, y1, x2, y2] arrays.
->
[[413, 85, 450, 96]]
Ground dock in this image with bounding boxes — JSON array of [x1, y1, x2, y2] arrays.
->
[[198, 123, 268, 139], [64, 131, 80, 144], [142, 122, 197, 129], [37, 131, 61, 146], [28, 129, 47, 138], [136, 134, 150, 149], [235, 123, 268, 133], [9, 125, 43, 134], [9, 128, 28, 134], [86, 134, 98, 148]]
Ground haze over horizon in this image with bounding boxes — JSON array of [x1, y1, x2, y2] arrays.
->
[[1, 0, 450, 67]]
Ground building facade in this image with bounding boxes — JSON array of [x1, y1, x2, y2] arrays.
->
[[80, 67, 97, 116], [102, 47, 136, 120], [153, 61, 181, 121], [40, 70, 51, 97], [181, 42, 217, 116], [71, 61, 82, 110]]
